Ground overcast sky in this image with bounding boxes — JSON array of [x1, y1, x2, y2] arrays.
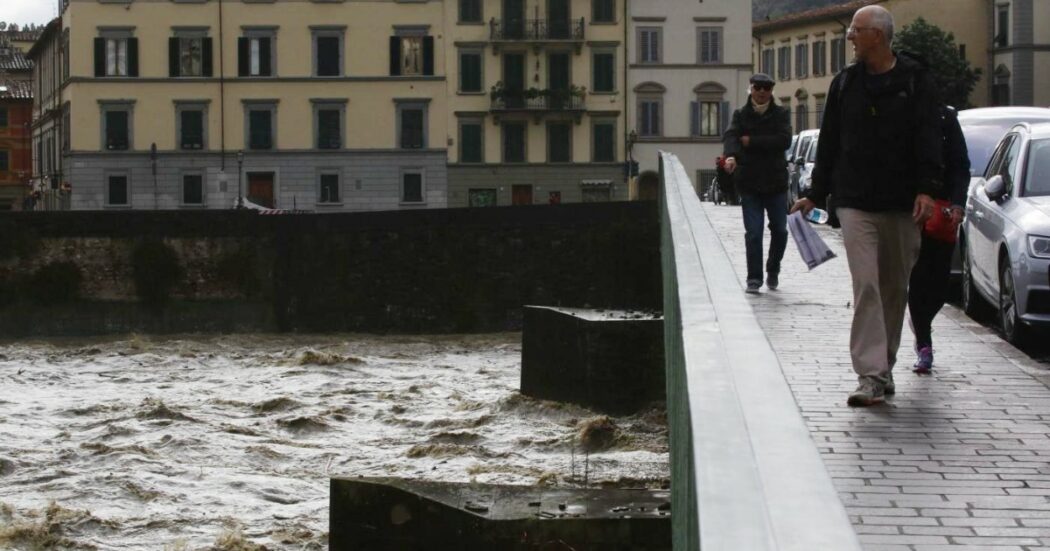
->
[[0, 0, 59, 27]]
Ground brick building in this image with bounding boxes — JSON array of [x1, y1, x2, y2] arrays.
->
[[0, 34, 35, 210]]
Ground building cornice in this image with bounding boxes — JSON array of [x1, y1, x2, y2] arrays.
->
[[66, 76, 446, 84], [992, 44, 1050, 53], [635, 137, 723, 144], [629, 63, 752, 69]]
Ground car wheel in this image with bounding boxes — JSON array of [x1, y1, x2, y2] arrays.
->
[[961, 241, 988, 320], [999, 256, 1030, 345]]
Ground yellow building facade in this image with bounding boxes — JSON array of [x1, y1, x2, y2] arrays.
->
[[752, 0, 990, 135], [58, 0, 450, 210], [443, 0, 627, 207]]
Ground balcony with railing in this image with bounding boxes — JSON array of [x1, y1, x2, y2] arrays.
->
[[489, 85, 586, 122], [489, 18, 585, 52]]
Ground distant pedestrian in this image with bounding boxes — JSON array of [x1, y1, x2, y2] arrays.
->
[[722, 73, 792, 294], [908, 106, 969, 373], [790, 5, 944, 407]]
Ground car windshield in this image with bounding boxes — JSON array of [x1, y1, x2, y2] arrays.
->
[[962, 122, 1018, 176], [797, 136, 813, 160], [1022, 139, 1050, 197], [805, 137, 819, 162]]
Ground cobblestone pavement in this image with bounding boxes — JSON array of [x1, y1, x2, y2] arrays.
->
[[703, 202, 1050, 551]]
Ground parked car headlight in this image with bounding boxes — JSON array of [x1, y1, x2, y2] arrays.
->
[[1027, 235, 1050, 258]]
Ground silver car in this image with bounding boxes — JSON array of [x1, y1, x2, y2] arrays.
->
[[950, 108, 1050, 282], [961, 122, 1050, 343]]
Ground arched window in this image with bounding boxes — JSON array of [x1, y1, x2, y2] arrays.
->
[[691, 82, 727, 138], [635, 82, 665, 137]]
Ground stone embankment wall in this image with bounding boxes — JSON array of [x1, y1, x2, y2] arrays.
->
[[0, 202, 660, 335]]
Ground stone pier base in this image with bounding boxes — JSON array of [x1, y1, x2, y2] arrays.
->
[[329, 477, 671, 550], [520, 306, 664, 414]]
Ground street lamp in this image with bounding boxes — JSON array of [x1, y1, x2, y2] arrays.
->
[[150, 143, 158, 209], [236, 150, 244, 208]]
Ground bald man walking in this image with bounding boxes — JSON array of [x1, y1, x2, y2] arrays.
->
[[791, 5, 943, 407]]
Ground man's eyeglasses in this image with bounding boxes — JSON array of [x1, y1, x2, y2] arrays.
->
[[846, 25, 879, 36], [752, 84, 773, 91]]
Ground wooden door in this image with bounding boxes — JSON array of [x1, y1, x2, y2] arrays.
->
[[247, 172, 275, 208], [512, 184, 533, 205]]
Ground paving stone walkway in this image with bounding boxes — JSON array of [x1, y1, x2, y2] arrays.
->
[[703, 202, 1050, 551]]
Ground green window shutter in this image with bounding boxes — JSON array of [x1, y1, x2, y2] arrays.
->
[[202, 37, 213, 77], [318, 110, 341, 149], [423, 36, 434, 76], [461, 123, 482, 163], [249, 110, 272, 149], [105, 111, 129, 150], [169, 37, 180, 77], [548, 123, 571, 163], [389, 36, 401, 75], [594, 53, 613, 92], [181, 110, 203, 149], [316, 36, 340, 76], [594, 123, 614, 162], [461, 53, 481, 91], [237, 37, 249, 76], [400, 109, 424, 149], [127, 38, 139, 77], [94, 37, 105, 76]]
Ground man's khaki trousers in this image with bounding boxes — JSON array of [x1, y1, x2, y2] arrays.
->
[[837, 208, 921, 379]]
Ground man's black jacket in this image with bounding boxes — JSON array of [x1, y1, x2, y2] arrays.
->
[[806, 52, 943, 212], [723, 97, 792, 195]]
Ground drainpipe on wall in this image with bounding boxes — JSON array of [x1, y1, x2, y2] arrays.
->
[[218, 0, 226, 172], [623, 0, 629, 197]]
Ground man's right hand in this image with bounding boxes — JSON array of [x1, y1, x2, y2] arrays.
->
[[790, 197, 815, 215], [723, 157, 737, 174]]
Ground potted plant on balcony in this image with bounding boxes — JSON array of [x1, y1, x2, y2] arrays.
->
[[491, 81, 527, 108], [547, 85, 586, 110]]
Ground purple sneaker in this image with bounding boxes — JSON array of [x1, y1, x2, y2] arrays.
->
[[913, 346, 933, 374]]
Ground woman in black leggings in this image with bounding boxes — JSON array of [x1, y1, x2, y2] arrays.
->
[[908, 106, 970, 373]]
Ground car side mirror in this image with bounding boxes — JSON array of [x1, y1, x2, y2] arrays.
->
[[984, 174, 1006, 201]]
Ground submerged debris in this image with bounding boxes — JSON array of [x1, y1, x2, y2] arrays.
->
[[297, 350, 364, 366], [276, 416, 329, 433], [0, 502, 116, 550], [213, 527, 269, 551], [578, 416, 618, 452]]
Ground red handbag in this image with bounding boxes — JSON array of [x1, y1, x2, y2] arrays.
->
[[923, 199, 957, 243]]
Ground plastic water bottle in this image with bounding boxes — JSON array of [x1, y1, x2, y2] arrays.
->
[[805, 208, 829, 224]]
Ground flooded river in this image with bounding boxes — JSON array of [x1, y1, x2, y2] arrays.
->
[[0, 334, 669, 549]]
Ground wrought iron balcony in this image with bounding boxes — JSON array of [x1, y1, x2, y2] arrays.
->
[[491, 94, 585, 111], [489, 17, 585, 42]]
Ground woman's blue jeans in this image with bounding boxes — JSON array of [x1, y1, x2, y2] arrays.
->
[[740, 191, 789, 283]]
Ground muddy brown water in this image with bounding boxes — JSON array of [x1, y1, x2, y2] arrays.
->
[[0, 334, 669, 549]]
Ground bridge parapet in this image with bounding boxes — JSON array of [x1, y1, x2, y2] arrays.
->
[[659, 151, 861, 550]]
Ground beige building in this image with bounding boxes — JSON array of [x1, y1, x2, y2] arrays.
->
[[627, 0, 753, 200], [989, 0, 1050, 107], [50, 0, 449, 211], [444, 0, 627, 207], [752, 0, 990, 134], [1, 29, 42, 56], [26, 19, 65, 211]]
